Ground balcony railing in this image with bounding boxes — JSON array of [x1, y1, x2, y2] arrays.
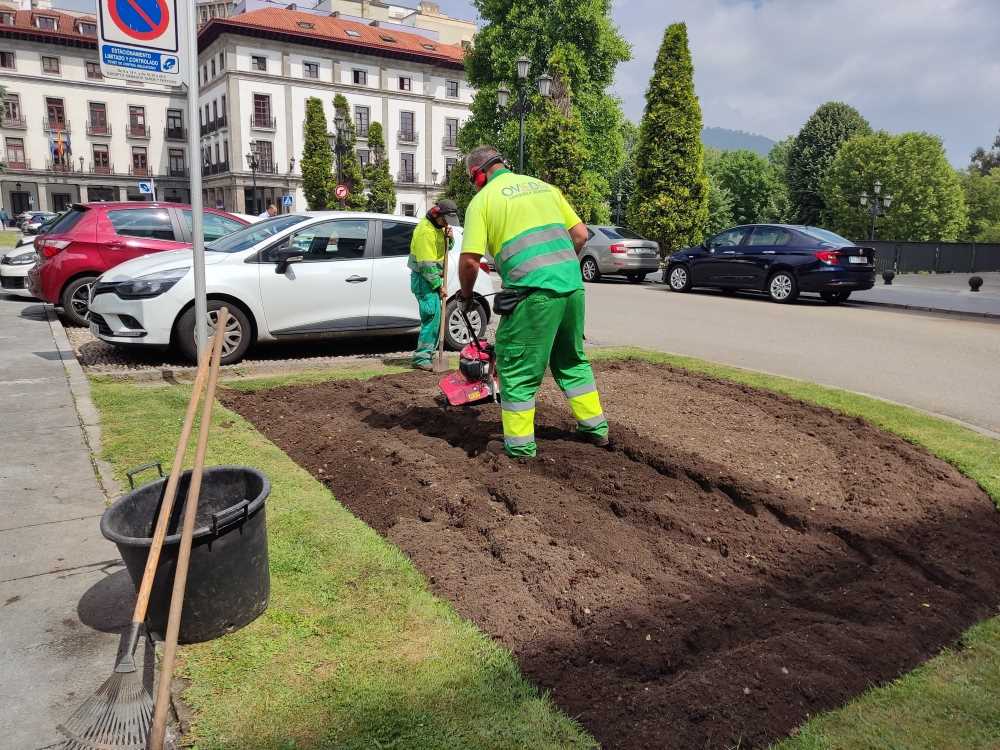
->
[[249, 160, 278, 174], [168, 167, 189, 177], [396, 170, 420, 184], [397, 130, 419, 145], [126, 123, 150, 138], [42, 117, 70, 132], [204, 161, 230, 175], [87, 121, 112, 136], [250, 115, 276, 130], [129, 164, 149, 177], [165, 126, 187, 141], [442, 136, 458, 150], [46, 159, 77, 172], [89, 163, 113, 175], [215, 115, 227, 130], [5, 159, 29, 170], [1, 114, 26, 129]]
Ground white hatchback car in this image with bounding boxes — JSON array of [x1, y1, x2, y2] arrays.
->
[[88, 212, 495, 365], [0, 245, 38, 297]]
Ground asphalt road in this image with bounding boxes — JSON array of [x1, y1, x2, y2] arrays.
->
[[582, 279, 1000, 436]]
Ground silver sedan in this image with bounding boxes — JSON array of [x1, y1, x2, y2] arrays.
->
[[579, 225, 661, 283]]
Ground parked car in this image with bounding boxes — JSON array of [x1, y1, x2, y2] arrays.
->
[[21, 211, 58, 234], [579, 225, 660, 283], [664, 224, 876, 303], [0, 245, 39, 297], [88, 212, 497, 366], [27, 202, 249, 326]]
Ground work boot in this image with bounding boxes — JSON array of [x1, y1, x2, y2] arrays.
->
[[412, 361, 434, 372], [580, 431, 612, 449], [484, 440, 536, 462]]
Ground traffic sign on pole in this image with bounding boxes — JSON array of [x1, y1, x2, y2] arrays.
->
[[137, 181, 154, 195], [334, 184, 350, 200], [98, 0, 186, 86], [282, 194, 294, 208]]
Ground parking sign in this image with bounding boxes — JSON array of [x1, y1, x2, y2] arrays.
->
[[98, 0, 188, 86]]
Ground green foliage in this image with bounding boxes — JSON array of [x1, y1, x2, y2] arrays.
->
[[301, 98, 332, 210], [628, 23, 709, 253], [364, 122, 396, 214], [333, 94, 367, 210], [822, 131, 968, 242], [970, 129, 1000, 176], [960, 168, 1000, 242], [705, 149, 783, 225], [609, 119, 638, 225], [788, 102, 871, 224], [767, 136, 794, 222], [461, 0, 630, 198], [704, 175, 735, 238]]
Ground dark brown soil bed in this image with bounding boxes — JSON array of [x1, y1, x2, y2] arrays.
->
[[221, 361, 1000, 749]]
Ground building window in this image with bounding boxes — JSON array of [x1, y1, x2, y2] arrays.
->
[[357, 148, 370, 168], [212, 100, 218, 122], [446, 80, 459, 98], [5, 137, 25, 168], [131, 146, 148, 176], [210, 59, 216, 77], [78, 21, 96, 35], [169, 148, 186, 176], [2, 94, 21, 126], [304, 61, 319, 79], [379, 33, 397, 43], [345, 29, 360, 38], [355, 105, 370, 138], [128, 105, 147, 137], [352, 68, 367, 86], [251, 55, 266, 72], [214, 143, 220, 164], [444, 117, 459, 148], [0, 12, 13, 25], [92, 144, 110, 174], [401, 203, 416, 217], [86, 61, 102, 79], [202, 65, 207, 83], [36, 15, 57, 30], [445, 157, 458, 176], [399, 152, 415, 182], [398, 76, 411, 92], [0, 51, 14, 69], [45, 98, 66, 129], [399, 111, 415, 142], [252, 94, 272, 128], [88, 102, 108, 135], [252, 140, 273, 170], [203, 104, 209, 126], [219, 51, 225, 70], [166, 108, 183, 138], [42, 56, 60, 74]]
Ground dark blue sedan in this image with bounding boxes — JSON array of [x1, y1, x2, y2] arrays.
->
[[665, 224, 876, 303]]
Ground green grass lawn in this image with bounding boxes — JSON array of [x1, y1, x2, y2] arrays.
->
[[88, 350, 1000, 750], [0, 229, 20, 249]]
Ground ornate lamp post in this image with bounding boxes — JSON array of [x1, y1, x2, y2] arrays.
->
[[285, 157, 296, 213], [245, 148, 260, 214], [330, 113, 348, 207], [860, 180, 893, 241], [496, 55, 554, 173]]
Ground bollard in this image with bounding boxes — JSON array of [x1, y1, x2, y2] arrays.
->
[[969, 276, 983, 292]]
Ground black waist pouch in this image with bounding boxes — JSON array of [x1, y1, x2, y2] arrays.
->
[[493, 289, 531, 316]]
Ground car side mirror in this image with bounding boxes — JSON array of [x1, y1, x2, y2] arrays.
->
[[274, 246, 303, 274]]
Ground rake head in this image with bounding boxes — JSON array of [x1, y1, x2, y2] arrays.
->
[[58, 669, 152, 750]]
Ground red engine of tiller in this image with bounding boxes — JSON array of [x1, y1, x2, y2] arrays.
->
[[438, 311, 498, 407]]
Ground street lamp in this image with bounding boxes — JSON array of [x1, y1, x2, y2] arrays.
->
[[246, 148, 259, 215], [496, 55, 554, 172], [331, 114, 348, 207], [859, 179, 894, 241], [285, 157, 297, 214]]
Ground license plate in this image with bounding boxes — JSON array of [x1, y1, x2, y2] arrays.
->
[[630, 249, 655, 257], [848, 256, 868, 264]]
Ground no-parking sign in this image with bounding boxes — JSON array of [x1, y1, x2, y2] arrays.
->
[[98, 0, 188, 86]]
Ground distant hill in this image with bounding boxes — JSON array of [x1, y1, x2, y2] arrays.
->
[[702, 127, 777, 156]]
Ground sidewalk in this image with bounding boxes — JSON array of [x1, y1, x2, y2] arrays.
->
[[0, 296, 130, 749], [852, 272, 1000, 318]]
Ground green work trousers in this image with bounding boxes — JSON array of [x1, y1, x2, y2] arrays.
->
[[411, 272, 441, 365], [495, 288, 608, 457]]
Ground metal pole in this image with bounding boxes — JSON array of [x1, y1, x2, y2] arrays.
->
[[250, 166, 257, 214], [517, 90, 526, 173], [870, 204, 877, 242], [185, 2, 207, 355]]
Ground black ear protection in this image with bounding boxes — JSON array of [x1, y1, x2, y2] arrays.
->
[[469, 155, 506, 189]]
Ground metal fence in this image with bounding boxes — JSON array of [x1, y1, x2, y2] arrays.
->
[[865, 241, 1000, 274]]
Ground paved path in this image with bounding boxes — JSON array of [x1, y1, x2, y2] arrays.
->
[[0, 294, 132, 749], [853, 272, 1000, 317], [582, 280, 1000, 436]]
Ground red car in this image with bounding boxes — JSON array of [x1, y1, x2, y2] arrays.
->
[[28, 202, 249, 326]]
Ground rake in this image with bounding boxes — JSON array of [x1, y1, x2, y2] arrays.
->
[[57, 336, 215, 750]]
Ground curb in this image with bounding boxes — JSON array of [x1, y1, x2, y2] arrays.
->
[[46, 306, 122, 501], [850, 298, 1000, 321]]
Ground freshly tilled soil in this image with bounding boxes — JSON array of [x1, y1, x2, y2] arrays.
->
[[221, 362, 1000, 749]]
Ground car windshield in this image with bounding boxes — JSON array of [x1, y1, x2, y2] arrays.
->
[[205, 215, 307, 253], [800, 227, 853, 246], [46, 207, 86, 235], [599, 226, 646, 240]]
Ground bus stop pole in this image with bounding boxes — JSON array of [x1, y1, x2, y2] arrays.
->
[[185, 3, 207, 354]]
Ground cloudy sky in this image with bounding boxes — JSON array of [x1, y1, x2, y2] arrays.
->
[[58, 0, 999, 164]]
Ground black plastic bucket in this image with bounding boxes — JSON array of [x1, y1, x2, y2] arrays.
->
[[101, 465, 270, 644]]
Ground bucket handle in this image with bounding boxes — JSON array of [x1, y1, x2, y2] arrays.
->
[[126, 461, 164, 490], [212, 500, 250, 535]]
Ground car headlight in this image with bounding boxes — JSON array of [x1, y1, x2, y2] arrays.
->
[[5, 252, 38, 265], [115, 268, 188, 299]]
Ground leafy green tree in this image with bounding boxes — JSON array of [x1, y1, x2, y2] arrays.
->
[[960, 168, 1000, 241], [301, 97, 332, 210], [822, 131, 968, 241], [461, 0, 630, 196], [704, 175, 735, 238], [609, 119, 639, 225], [706, 149, 782, 225], [364, 122, 395, 214], [332, 94, 367, 210], [767, 136, 794, 221], [441, 154, 476, 222], [788, 102, 871, 224], [527, 51, 607, 222], [970, 129, 1000, 176], [628, 23, 709, 253]]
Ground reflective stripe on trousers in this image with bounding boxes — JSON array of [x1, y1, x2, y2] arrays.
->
[[563, 382, 607, 432], [501, 402, 536, 450]]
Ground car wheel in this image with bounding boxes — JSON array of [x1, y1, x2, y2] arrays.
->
[[580, 257, 601, 283], [667, 265, 692, 292], [176, 301, 252, 365], [821, 290, 851, 304], [444, 298, 486, 350], [767, 271, 799, 303], [60, 275, 98, 327], [626, 272, 647, 284]]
